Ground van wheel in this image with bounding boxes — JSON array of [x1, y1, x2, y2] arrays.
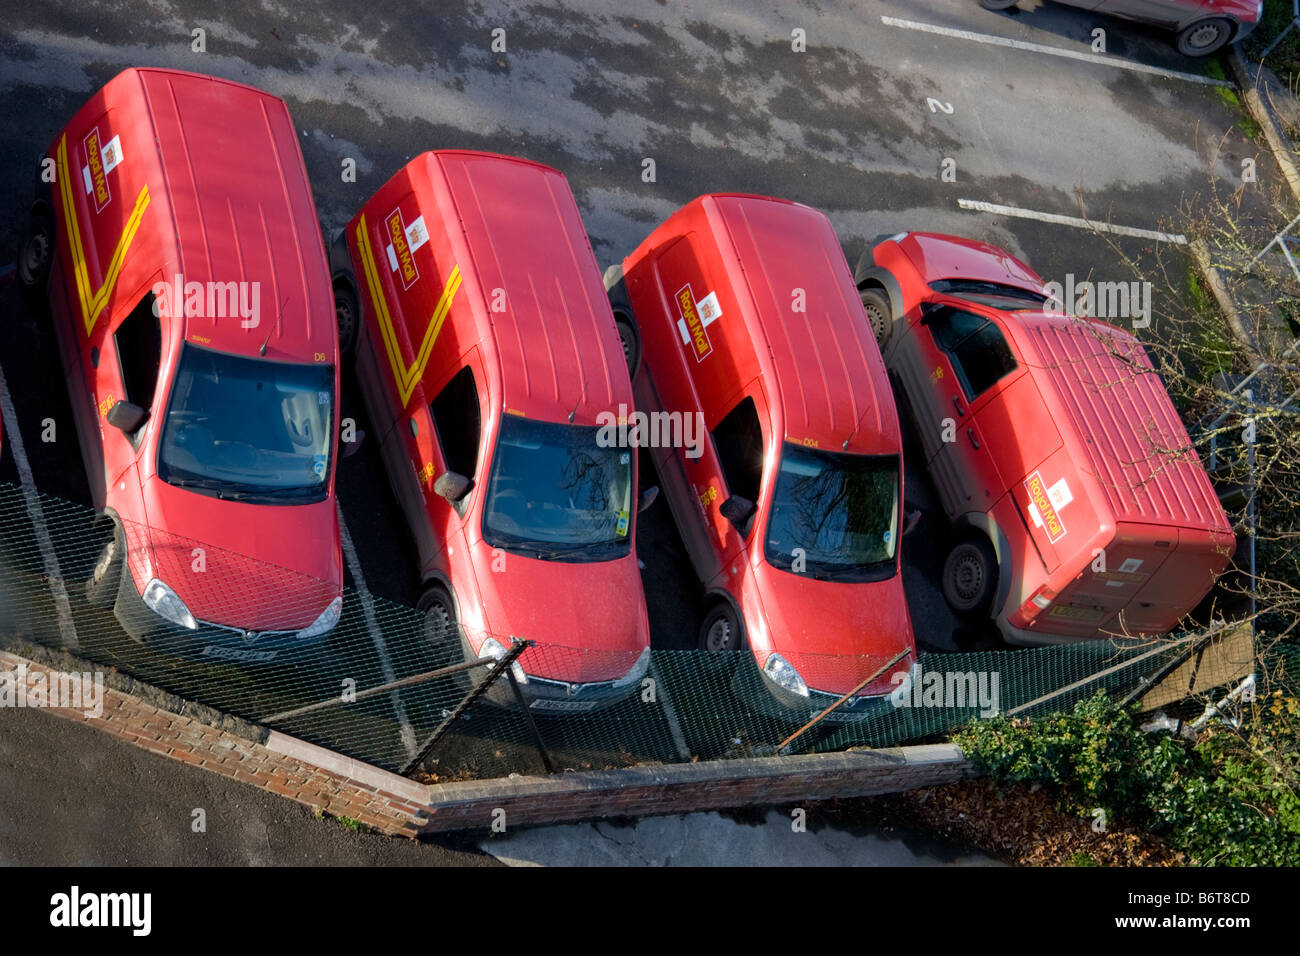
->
[[18, 211, 54, 289], [859, 287, 894, 348], [334, 282, 359, 356], [614, 313, 641, 379], [1176, 17, 1232, 57], [418, 583, 472, 699], [85, 520, 124, 608], [942, 536, 997, 615], [699, 602, 742, 653]]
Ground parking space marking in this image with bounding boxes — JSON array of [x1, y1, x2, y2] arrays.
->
[[647, 658, 692, 761], [957, 197, 1189, 244], [0, 360, 79, 649], [337, 510, 419, 760], [881, 16, 1234, 88]]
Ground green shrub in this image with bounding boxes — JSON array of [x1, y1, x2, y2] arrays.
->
[[954, 689, 1300, 866]]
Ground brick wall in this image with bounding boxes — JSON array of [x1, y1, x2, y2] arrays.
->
[[0, 649, 974, 838]]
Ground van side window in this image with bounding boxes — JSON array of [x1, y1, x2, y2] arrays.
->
[[712, 396, 764, 511], [115, 294, 162, 414], [430, 365, 481, 490], [928, 306, 1018, 400]]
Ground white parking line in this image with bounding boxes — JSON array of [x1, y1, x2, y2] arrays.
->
[[648, 658, 692, 761], [0, 359, 79, 649], [337, 510, 419, 760], [957, 197, 1189, 244], [882, 15, 1234, 88]]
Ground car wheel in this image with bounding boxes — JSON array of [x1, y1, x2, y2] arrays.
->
[[18, 211, 54, 289], [942, 536, 998, 615], [1176, 17, 1233, 57], [859, 287, 895, 348], [334, 281, 359, 356], [85, 520, 124, 609], [699, 601, 742, 653], [614, 313, 641, 379], [979, 0, 1020, 10]]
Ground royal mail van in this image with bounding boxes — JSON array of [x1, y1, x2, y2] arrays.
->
[[18, 68, 344, 661], [330, 150, 651, 711], [856, 231, 1235, 645], [609, 194, 917, 720]]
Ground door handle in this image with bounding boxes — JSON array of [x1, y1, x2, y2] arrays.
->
[[967, 427, 980, 450], [951, 395, 965, 417]]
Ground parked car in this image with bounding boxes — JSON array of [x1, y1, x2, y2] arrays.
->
[[609, 194, 917, 721], [330, 150, 652, 712], [856, 231, 1235, 645], [980, 0, 1260, 57], [18, 68, 344, 662]]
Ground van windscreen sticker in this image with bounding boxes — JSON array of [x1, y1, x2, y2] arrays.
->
[[81, 126, 111, 214], [385, 206, 420, 290], [675, 283, 721, 361], [1025, 470, 1067, 544]]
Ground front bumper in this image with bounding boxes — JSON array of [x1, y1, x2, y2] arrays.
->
[[113, 570, 329, 663], [732, 655, 896, 724], [465, 632, 646, 714]]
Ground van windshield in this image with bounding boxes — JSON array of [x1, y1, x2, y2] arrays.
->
[[764, 445, 900, 582], [482, 415, 633, 562], [157, 344, 335, 504]]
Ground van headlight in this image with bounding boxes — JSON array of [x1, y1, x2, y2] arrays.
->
[[480, 636, 528, 685], [613, 646, 651, 689], [763, 653, 809, 698], [297, 596, 343, 639], [142, 578, 198, 630]]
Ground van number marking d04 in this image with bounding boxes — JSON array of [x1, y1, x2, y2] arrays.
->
[[355, 213, 462, 406]]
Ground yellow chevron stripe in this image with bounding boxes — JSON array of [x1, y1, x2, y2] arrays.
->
[[54, 134, 150, 335], [354, 212, 462, 407]]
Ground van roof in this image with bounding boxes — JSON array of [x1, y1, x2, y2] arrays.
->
[[413, 150, 628, 424], [1012, 313, 1229, 533], [62, 68, 333, 359], [703, 194, 900, 455]]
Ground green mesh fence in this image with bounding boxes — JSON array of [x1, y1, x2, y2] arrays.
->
[[0, 481, 1272, 779]]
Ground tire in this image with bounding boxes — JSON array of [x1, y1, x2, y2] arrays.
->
[[859, 287, 894, 349], [698, 601, 742, 653], [334, 281, 360, 356], [979, 0, 1019, 10], [1176, 17, 1233, 57], [942, 535, 998, 615], [18, 210, 54, 290], [614, 313, 641, 379], [85, 520, 124, 609]]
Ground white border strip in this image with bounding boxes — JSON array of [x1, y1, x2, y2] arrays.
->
[[881, 15, 1234, 88], [0, 359, 79, 648], [957, 197, 1188, 244]]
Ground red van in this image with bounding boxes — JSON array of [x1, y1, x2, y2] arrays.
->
[[856, 231, 1234, 645], [18, 68, 344, 661], [330, 150, 651, 712], [609, 194, 917, 720]]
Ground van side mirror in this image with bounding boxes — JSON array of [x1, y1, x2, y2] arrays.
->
[[638, 485, 659, 513], [106, 400, 147, 435], [434, 471, 471, 503], [719, 495, 755, 527]]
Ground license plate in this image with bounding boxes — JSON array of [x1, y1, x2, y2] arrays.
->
[[529, 698, 599, 713], [201, 645, 278, 663]]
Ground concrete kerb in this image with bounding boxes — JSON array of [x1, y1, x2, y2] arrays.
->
[[1227, 46, 1300, 207], [0, 642, 976, 837]]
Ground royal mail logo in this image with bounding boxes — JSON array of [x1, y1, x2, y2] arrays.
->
[[385, 207, 421, 290], [82, 126, 111, 213], [675, 284, 722, 362], [1025, 470, 1066, 544]]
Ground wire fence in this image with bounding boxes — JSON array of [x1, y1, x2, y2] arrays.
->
[[0, 482, 1276, 780]]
